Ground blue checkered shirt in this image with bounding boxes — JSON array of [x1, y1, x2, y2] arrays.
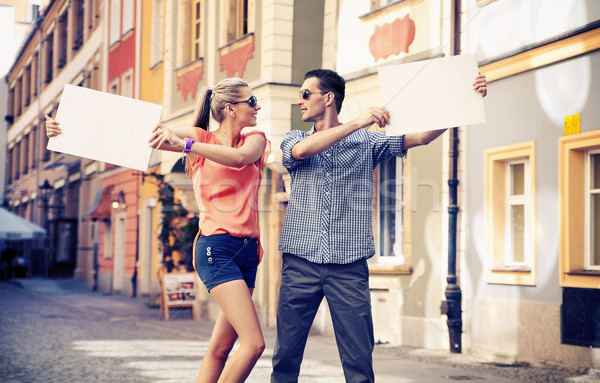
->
[[278, 126, 407, 264]]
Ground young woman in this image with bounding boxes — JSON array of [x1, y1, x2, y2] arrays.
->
[[46, 78, 270, 383]]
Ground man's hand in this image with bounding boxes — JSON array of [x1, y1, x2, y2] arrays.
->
[[473, 73, 487, 97], [44, 114, 61, 137], [354, 106, 390, 129]]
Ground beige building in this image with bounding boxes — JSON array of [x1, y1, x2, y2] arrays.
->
[[158, 0, 461, 350], [5, 0, 600, 374], [4, 0, 106, 281]]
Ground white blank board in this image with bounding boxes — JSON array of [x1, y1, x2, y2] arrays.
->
[[47, 85, 163, 171], [378, 53, 486, 136]]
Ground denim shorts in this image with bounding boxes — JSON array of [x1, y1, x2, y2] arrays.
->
[[195, 233, 259, 292]]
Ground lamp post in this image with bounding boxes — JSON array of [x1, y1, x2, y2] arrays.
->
[[39, 179, 53, 277]]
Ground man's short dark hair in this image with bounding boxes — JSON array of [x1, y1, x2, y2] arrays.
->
[[304, 69, 345, 114]]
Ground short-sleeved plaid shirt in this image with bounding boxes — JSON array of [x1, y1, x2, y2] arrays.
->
[[278, 126, 407, 264]]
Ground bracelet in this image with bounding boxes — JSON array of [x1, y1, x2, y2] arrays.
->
[[183, 138, 195, 154]]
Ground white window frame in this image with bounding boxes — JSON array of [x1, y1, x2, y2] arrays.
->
[[121, 69, 133, 98], [27, 0, 42, 22], [504, 159, 530, 267], [122, 0, 135, 35], [109, 0, 121, 45], [377, 157, 405, 265], [150, 0, 164, 67], [585, 149, 600, 270], [109, 78, 119, 95]]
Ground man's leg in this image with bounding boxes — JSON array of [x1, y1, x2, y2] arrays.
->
[[323, 259, 374, 383], [271, 253, 324, 383]]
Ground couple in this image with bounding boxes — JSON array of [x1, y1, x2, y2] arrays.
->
[[47, 69, 487, 383]]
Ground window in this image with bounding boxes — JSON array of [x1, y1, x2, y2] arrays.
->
[[73, 0, 85, 50], [370, 0, 399, 11], [7, 88, 14, 122], [58, 12, 68, 68], [30, 127, 37, 170], [151, 0, 164, 66], [15, 78, 22, 116], [23, 65, 31, 107], [109, 1, 121, 45], [6, 149, 12, 184], [222, 0, 251, 44], [32, 54, 38, 97], [586, 150, 600, 271], [121, 71, 133, 98], [103, 219, 113, 259], [559, 130, 600, 288], [191, 0, 201, 61], [122, 0, 134, 35], [28, 0, 42, 22], [21, 134, 29, 175], [89, 0, 102, 31], [44, 31, 53, 83], [485, 141, 536, 285], [378, 157, 405, 264], [504, 160, 530, 267], [109, 79, 119, 95]]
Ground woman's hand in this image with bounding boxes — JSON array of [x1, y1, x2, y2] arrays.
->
[[149, 124, 186, 151], [45, 114, 61, 137], [473, 73, 487, 97]]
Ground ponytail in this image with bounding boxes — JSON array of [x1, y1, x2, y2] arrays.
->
[[192, 86, 214, 131]]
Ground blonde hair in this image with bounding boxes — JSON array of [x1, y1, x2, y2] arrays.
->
[[191, 78, 249, 131]]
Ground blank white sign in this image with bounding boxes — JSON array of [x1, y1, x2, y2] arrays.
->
[[378, 53, 486, 136], [47, 85, 163, 171]]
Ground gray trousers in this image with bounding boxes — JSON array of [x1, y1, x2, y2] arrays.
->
[[271, 253, 374, 383]]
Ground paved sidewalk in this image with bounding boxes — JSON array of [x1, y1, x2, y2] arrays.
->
[[5, 278, 594, 383]]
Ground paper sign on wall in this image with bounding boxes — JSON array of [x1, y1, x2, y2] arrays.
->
[[47, 85, 163, 171], [378, 53, 486, 136]]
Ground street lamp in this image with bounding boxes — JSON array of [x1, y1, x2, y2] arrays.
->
[[38, 179, 54, 278], [39, 179, 53, 214]]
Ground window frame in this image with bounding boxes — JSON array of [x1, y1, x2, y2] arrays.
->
[[191, 0, 202, 61], [485, 141, 536, 285], [150, 0, 164, 67], [122, 0, 135, 36], [559, 130, 600, 288], [220, 0, 253, 46], [377, 157, 405, 265], [504, 159, 530, 267], [584, 148, 600, 271]]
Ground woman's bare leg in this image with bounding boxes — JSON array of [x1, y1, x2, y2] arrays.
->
[[196, 310, 238, 382], [196, 282, 264, 383]]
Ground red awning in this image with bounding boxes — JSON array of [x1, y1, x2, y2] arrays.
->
[[83, 185, 114, 221]]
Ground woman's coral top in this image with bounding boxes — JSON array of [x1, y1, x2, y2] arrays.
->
[[188, 129, 270, 261]]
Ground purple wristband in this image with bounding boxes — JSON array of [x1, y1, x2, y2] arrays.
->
[[183, 138, 195, 153]]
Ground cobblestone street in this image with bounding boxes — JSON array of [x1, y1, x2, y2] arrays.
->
[[0, 279, 594, 383]]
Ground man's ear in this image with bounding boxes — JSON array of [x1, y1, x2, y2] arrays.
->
[[325, 92, 336, 109]]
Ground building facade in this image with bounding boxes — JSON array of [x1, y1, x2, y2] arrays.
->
[[5, 0, 600, 372], [464, 0, 600, 368], [4, 0, 105, 280]]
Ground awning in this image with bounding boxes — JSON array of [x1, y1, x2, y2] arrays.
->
[[0, 207, 46, 240], [83, 185, 114, 221]]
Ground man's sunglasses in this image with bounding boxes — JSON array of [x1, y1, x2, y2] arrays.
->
[[229, 95, 258, 108], [299, 89, 327, 100]]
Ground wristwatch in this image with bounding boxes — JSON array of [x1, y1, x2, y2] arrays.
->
[[183, 138, 195, 153]]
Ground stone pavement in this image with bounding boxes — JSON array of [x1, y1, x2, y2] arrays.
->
[[0, 278, 595, 383]]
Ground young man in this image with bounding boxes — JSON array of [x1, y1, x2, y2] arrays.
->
[[271, 69, 487, 383]]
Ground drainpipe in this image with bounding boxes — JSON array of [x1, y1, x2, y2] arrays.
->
[[441, 0, 463, 354]]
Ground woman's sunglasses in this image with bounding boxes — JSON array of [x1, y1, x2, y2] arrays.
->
[[229, 95, 258, 108], [299, 89, 327, 100]]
